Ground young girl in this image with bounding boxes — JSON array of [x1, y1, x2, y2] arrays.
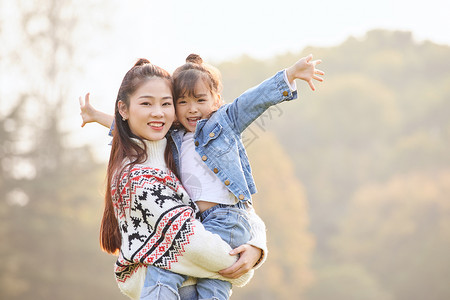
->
[[96, 58, 267, 300], [81, 54, 324, 299], [168, 53, 323, 299]]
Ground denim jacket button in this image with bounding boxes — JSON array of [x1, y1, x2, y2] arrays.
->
[[213, 168, 219, 173], [195, 141, 199, 146], [224, 180, 230, 186], [209, 132, 215, 138], [202, 155, 207, 161], [239, 194, 245, 200], [283, 91, 289, 96]]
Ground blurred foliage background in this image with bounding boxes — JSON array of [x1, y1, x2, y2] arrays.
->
[[1, 1, 450, 299]]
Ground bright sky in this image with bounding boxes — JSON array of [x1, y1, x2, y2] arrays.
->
[[79, 0, 449, 99], [39, 0, 450, 157], [99, 0, 449, 72]]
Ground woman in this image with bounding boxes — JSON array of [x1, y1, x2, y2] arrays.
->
[[83, 58, 265, 299]]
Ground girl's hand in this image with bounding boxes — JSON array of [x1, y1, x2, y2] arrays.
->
[[286, 54, 324, 91], [218, 244, 262, 279], [79, 93, 97, 127]]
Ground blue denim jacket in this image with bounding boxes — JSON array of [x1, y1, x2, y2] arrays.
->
[[169, 70, 298, 204]]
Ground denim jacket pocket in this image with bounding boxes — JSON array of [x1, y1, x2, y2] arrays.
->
[[201, 123, 234, 156]]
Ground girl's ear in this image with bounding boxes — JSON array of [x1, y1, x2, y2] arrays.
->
[[118, 100, 129, 120], [214, 93, 223, 109]]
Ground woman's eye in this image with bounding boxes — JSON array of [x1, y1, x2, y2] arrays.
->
[[141, 102, 151, 106], [162, 102, 172, 106]]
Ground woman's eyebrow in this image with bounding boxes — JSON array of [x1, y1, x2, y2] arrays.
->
[[138, 95, 155, 99], [138, 95, 173, 100]]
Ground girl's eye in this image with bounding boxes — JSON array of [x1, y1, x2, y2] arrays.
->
[[177, 100, 186, 105], [198, 99, 206, 103]]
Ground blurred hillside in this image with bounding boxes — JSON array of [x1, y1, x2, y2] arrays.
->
[[1, 11, 450, 299], [218, 29, 450, 300]]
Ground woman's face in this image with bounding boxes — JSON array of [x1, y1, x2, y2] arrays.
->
[[119, 77, 175, 141]]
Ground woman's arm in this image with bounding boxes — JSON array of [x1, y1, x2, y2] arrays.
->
[[122, 167, 253, 287], [245, 204, 268, 268]]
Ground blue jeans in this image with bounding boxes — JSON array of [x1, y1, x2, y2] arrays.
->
[[179, 285, 198, 300], [140, 266, 187, 300], [141, 202, 251, 300], [196, 202, 252, 300], [140, 265, 198, 300]]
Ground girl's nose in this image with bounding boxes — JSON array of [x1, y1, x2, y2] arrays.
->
[[188, 103, 197, 113]]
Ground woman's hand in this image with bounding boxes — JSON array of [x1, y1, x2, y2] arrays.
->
[[218, 244, 262, 279]]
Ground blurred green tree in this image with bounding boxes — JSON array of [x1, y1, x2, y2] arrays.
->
[[217, 29, 450, 300], [334, 172, 450, 300], [306, 264, 394, 300], [0, 0, 123, 299]]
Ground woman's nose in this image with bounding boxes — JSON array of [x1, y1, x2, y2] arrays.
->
[[150, 106, 164, 117]]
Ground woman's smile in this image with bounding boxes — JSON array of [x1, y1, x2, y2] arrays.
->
[[120, 77, 175, 141], [148, 121, 165, 130]]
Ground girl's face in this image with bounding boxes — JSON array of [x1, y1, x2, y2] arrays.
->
[[119, 77, 175, 141], [175, 79, 221, 132]]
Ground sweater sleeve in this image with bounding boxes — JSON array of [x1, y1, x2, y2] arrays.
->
[[170, 216, 253, 287], [245, 204, 268, 269], [115, 167, 253, 289]]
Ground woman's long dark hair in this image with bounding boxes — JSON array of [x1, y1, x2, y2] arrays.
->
[[100, 58, 177, 254]]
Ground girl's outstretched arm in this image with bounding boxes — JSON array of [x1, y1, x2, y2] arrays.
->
[[79, 93, 114, 128], [223, 54, 324, 134]]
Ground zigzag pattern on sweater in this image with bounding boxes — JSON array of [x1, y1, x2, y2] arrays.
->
[[152, 213, 195, 269], [114, 207, 196, 284], [134, 206, 195, 265], [115, 260, 142, 284]]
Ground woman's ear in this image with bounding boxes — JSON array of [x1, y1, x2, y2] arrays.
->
[[118, 100, 129, 121]]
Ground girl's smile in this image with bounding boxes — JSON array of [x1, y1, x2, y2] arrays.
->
[[175, 79, 221, 132]]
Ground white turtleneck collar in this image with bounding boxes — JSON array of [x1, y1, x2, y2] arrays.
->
[[131, 138, 168, 171]]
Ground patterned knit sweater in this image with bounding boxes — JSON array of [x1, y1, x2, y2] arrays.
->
[[111, 138, 253, 299]]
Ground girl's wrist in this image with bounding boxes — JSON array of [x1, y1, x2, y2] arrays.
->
[[285, 66, 295, 84]]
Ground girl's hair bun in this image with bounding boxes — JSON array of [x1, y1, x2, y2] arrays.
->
[[134, 58, 150, 67], [186, 54, 203, 64]]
